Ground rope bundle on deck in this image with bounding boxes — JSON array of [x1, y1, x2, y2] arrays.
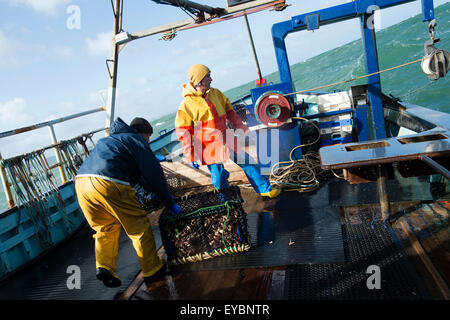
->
[[270, 151, 334, 192]]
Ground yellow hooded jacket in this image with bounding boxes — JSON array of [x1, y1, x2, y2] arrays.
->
[[175, 83, 249, 165]]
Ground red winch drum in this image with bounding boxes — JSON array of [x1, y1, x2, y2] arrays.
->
[[254, 91, 293, 128]]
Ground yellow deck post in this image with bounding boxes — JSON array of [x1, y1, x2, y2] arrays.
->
[[0, 153, 15, 208]]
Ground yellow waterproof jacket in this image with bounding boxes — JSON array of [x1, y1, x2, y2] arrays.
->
[[175, 84, 249, 165]]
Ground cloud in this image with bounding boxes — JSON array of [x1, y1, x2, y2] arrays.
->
[[1, 0, 71, 15], [0, 96, 106, 158], [88, 89, 108, 105], [85, 32, 113, 56], [0, 98, 33, 129], [0, 29, 73, 66], [58, 101, 77, 114], [135, 77, 150, 87], [0, 29, 17, 65], [0, 30, 10, 57], [52, 45, 73, 57]]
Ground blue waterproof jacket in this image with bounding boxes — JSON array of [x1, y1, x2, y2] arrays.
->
[[76, 117, 174, 208]]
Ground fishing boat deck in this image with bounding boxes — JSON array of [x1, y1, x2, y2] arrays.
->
[[120, 173, 450, 300], [0, 165, 447, 300]]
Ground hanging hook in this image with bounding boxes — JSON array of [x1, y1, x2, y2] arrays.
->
[[422, 19, 450, 81], [428, 19, 436, 41]]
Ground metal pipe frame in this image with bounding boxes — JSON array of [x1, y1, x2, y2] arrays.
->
[[105, 0, 122, 133], [128, 0, 285, 42], [420, 155, 450, 179], [162, 0, 221, 15], [0, 102, 105, 210], [0, 127, 104, 209], [243, 13, 264, 85], [0, 106, 106, 139], [271, 0, 434, 142], [0, 153, 15, 208], [48, 124, 68, 184]]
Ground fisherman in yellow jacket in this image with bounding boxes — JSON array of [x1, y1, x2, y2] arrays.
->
[[175, 64, 280, 198]]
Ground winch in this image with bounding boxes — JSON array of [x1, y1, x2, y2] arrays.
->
[[254, 91, 293, 128], [243, 82, 301, 173]]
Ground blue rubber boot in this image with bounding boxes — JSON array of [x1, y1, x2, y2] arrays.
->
[[239, 162, 272, 194], [207, 164, 230, 190], [230, 151, 272, 194]]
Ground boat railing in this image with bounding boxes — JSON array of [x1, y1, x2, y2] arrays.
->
[[0, 106, 107, 209]]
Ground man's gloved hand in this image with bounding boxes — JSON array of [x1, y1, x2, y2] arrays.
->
[[155, 154, 167, 162], [151, 193, 160, 201], [169, 203, 182, 215], [189, 161, 200, 170]]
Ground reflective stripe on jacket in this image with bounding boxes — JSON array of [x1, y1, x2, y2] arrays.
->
[[175, 84, 249, 165]]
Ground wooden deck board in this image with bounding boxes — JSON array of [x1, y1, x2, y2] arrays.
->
[[231, 268, 274, 300], [390, 199, 450, 299], [123, 267, 282, 300], [161, 160, 249, 191]]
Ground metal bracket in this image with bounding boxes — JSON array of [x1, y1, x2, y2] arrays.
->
[[106, 59, 114, 79], [115, 31, 132, 45], [306, 13, 320, 31]]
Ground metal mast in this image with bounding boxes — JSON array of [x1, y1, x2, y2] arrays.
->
[[105, 0, 123, 134]]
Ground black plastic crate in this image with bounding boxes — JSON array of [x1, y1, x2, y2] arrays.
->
[[158, 187, 250, 265]]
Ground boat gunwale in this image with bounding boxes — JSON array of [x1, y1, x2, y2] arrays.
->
[[0, 180, 75, 218]]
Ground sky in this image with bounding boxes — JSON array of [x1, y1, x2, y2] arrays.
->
[[0, 0, 448, 158]]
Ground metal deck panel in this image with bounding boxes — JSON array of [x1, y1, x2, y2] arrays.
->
[[285, 219, 432, 300], [0, 225, 162, 300], [168, 186, 346, 272]]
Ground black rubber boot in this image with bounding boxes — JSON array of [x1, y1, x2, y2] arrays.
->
[[96, 267, 122, 288], [143, 264, 169, 286]]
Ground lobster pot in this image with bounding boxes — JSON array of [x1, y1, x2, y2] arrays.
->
[[158, 187, 251, 266]]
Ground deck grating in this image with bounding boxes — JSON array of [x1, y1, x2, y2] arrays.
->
[[168, 190, 346, 272], [285, 218, 432, 300]]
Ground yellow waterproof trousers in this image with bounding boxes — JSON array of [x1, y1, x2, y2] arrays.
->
[[75, 176, 164, 278]]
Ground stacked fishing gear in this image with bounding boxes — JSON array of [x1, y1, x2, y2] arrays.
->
[[158, 186, 250, 266], [0, 137, 89, 249]]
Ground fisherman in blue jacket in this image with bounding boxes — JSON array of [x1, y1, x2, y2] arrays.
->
[[75, 117, 181, 288]]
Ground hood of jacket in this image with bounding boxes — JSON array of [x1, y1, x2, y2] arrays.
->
[[182, 83, 212, 98], [109, 117, 137, 135]]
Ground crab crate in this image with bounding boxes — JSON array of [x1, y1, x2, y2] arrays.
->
[[158, 187, 251, 266]]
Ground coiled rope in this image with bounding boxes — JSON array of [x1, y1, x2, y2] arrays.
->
[[268, 116, 345, 192]]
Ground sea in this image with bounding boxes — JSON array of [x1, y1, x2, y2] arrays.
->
[[0, 3, 449, 212]]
